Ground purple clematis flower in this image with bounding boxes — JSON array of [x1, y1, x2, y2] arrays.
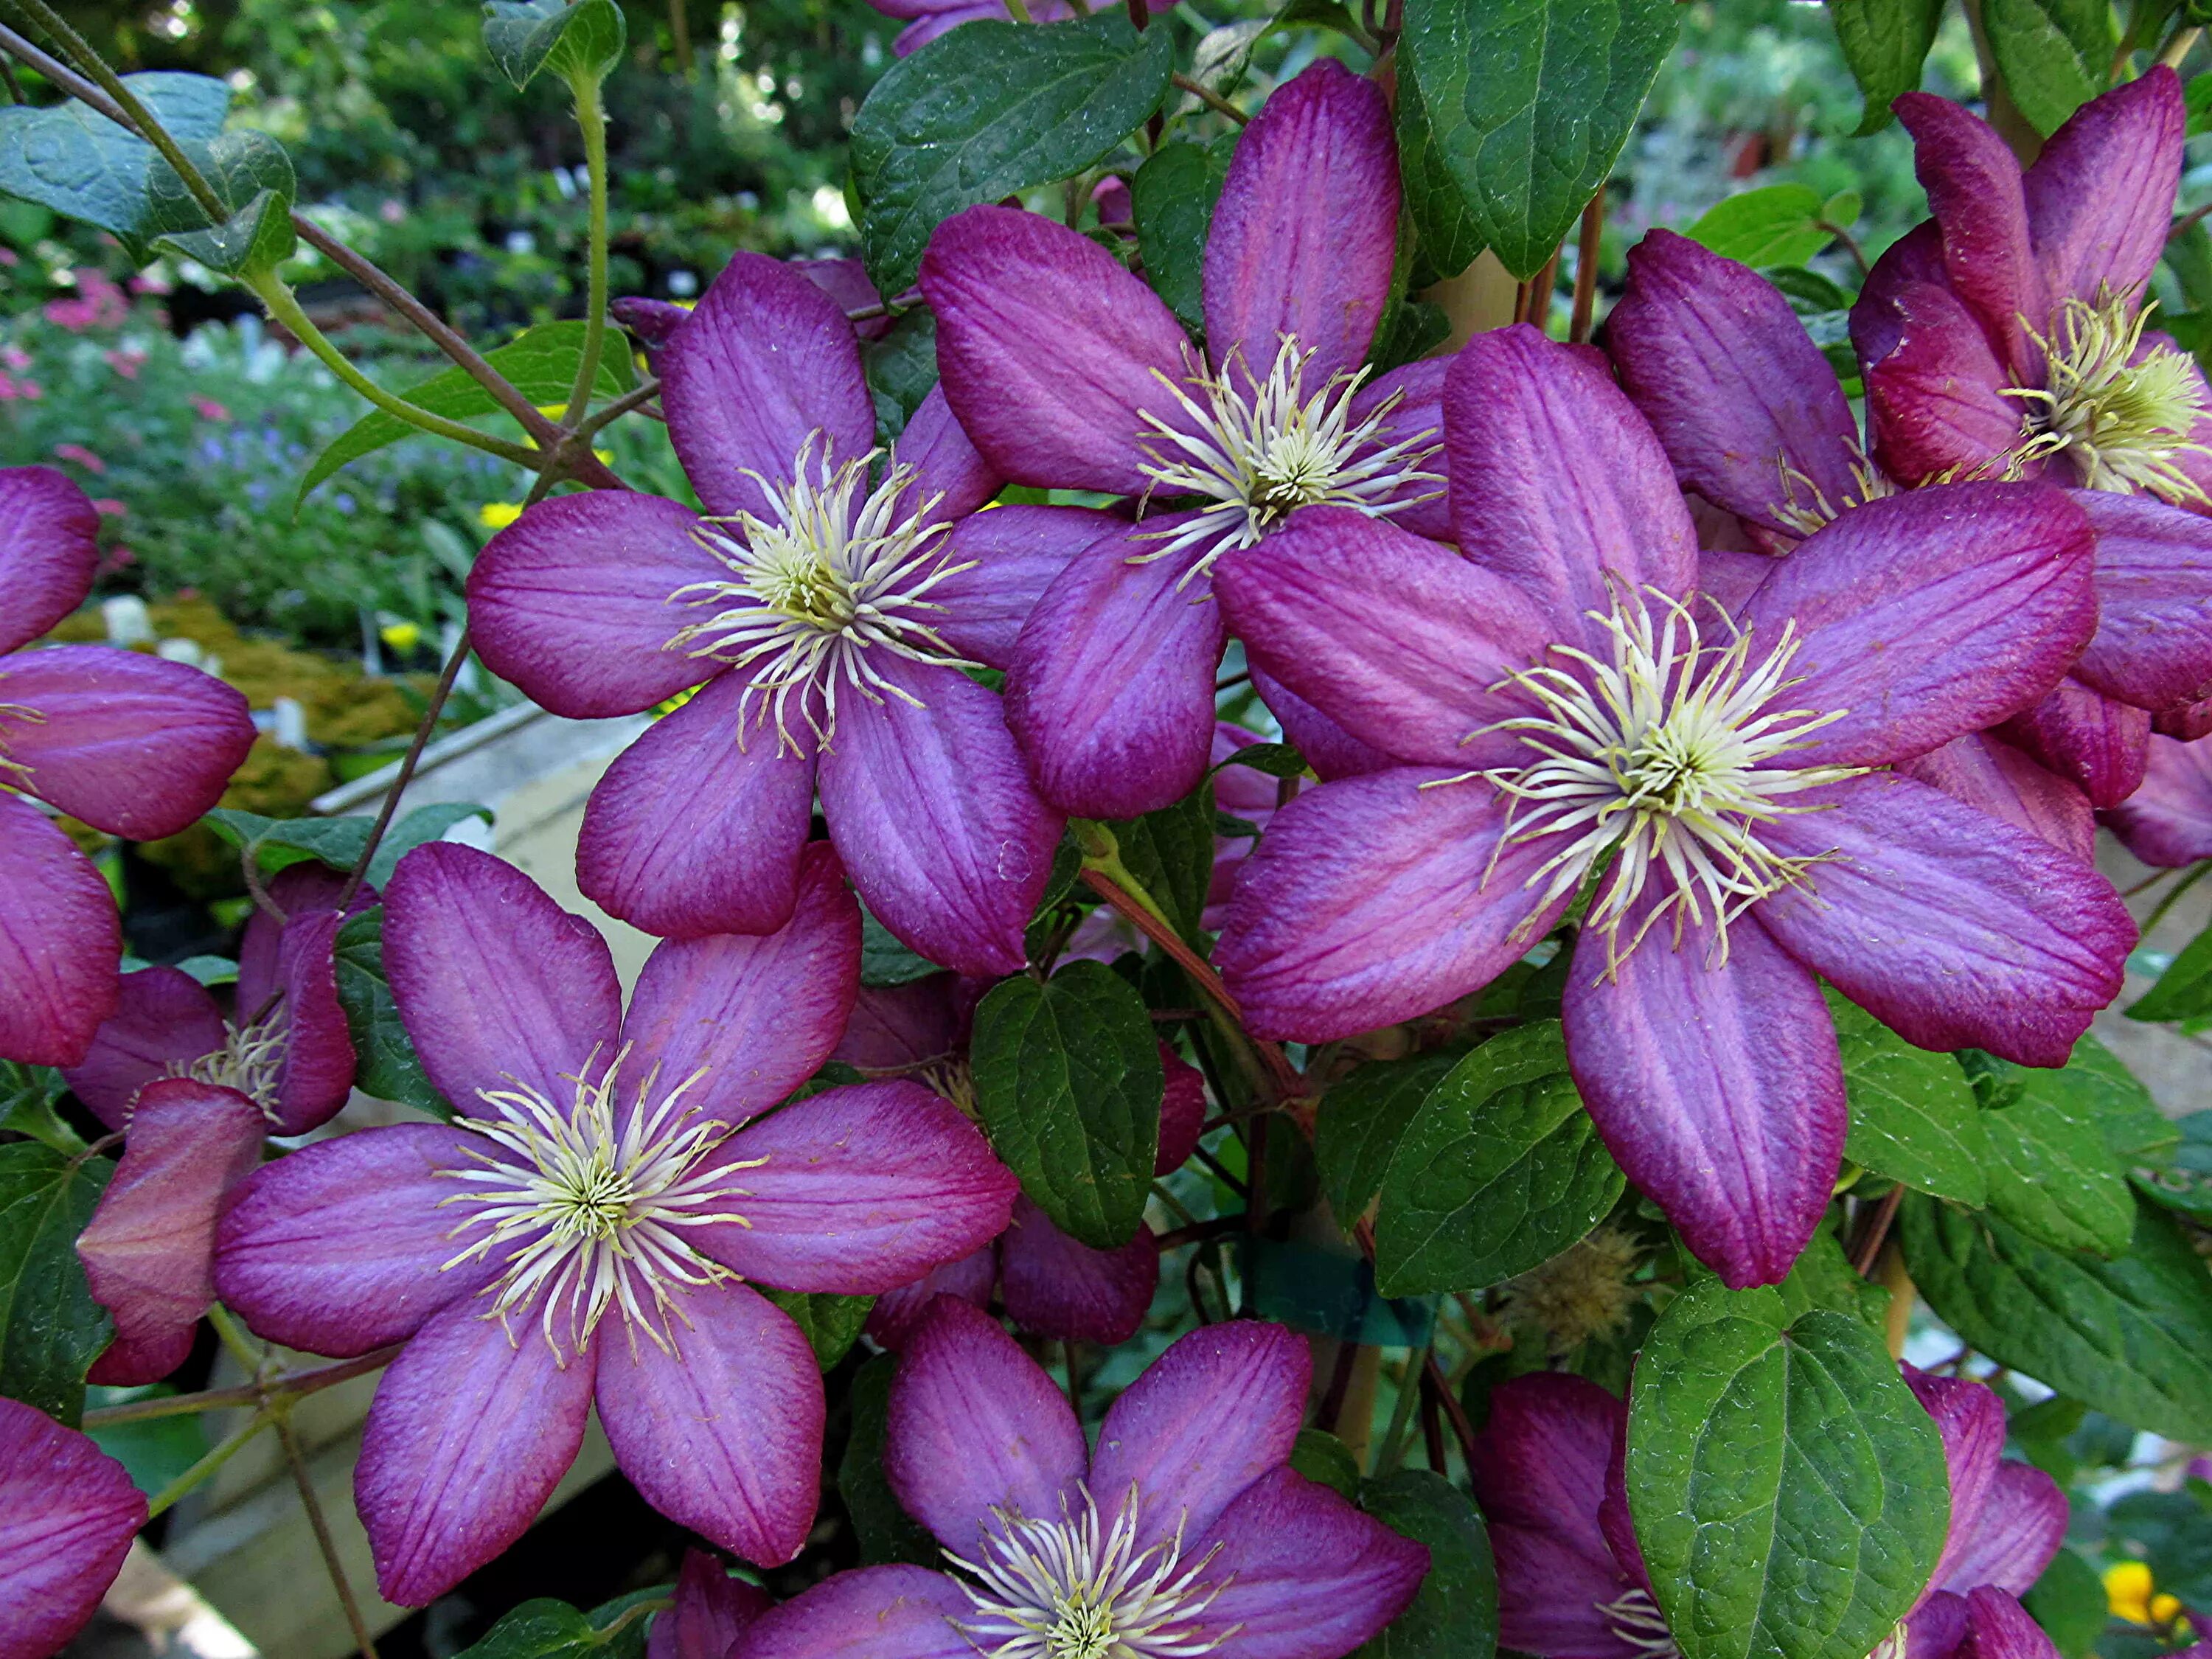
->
[[468, 253, 1091, 977], [0, 465, 256, 1066], [212, 842, 1018, 1606], [1607, 221, 2212, 813], [920, 60, 1444, 819], [2105, 729, 2212, 867], [647, 1549, 773, 1659], [0, 1395, 147, 1659], [1841, 71, 2212, 805], [713, 1298, 1427, 1658], [1468, 1368, 2066, 1659], [62, 862, 365, 1136], [1211, 325, 2135, 1287], [834, 973, 1208, 1349]]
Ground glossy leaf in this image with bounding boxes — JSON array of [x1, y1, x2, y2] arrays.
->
[[1828, 0, 1944, 132], [866, 309, 941, 441], [860, 908, 945, 986], [1973, 1041, 2164, 1258], [1108, 786, 1215, 945], [0, 1062, 84, 1157], [1353, 1470, 1500, 1659], [331, 907, 455, 1118], [0, 73, 229, 248], [483, 0, 629, 89], [2133, 1110, 2212, 1221], [364, 804, 495, 891], [1316, 1048, 1465, 1231], [1290, 1427, 1362, 1500], [1685, 184, 1834, 269], [449, 1593, 653, 1659], [1828, 992, 1988, 1206], [2129, 919, 2212, 1025], [760, 1289, 874, 1371], [1397, 58, 1486, 282], [0, 1143, 113, 1425], [838, 1353, 939, 1567], [1981, 0, 2116, 136], [1132, 141, 1228, 338], [145, 130, 297, 275]]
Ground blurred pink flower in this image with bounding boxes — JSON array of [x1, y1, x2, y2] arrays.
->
[[51, 444, 105, 476], [0, 373, 44, 402], [90, 498, 125, 518], [44, 270, 128, 332], [103, 349, 145, 379], [191, 396, 232, 422]]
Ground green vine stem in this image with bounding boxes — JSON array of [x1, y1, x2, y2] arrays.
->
[[145, 1409, 271, 1520], [559, 67, 612, 430]]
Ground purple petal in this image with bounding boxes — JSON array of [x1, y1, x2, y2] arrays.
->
[[922, 205, 1194, 494], [885, 1296, 1086, 1551], [1909, 1591, 1973, 1659], [2024, 68, 2185, 310], [1470, 1374, 1641, 1658], [2157, 692, 2212, 740], [597, 1280, 826, 1567], [820, 656, 1064, 978], [1958, 1587, 2062, 1659], [1091, 1319, 1307, 1550], [1893, 91, 2045, 376], [386, 842, 623, 1114], [215, 1121, 506, 1356], [1445, 324, 1698, 633], [930, 504, 1125, 671], [0, 793, 119, 1068], [1700, 543, 1783, 614], [1562, 886, 1844, 1289], [1943, 1463, 2067, 1597], [1215, 769, 1568, 1043], [235, 860, 356, 1012], [1608, 229, 1865, 532], [577, 669, 820, 939], [1995, 678, 2152, 808], [613, 296, 693, 350], [60, 965, 225, 1130], [621, 843, 858, 1130], [77, 1079, 265, 1385], [1739, 482, 2096, 766], [998, 1197, 1156, 1345], [2068, 490, 2212, 712], [833, 975, 964, 1071], [1863, 281, 2026, 485], [0, 1397, 145, 1659], [465, 491, 720, 718], [1183, 1466, 1429, 1659], [794, 257, 888, 341], [1251, 666, 1395, 780], [1215, 507, 1552, 769], [1904, 1368, 2006, 1597], [2105, 732, 2212, 866], [863, 1245, 998, 1352], [897, 385, 1001, 526], [1352, 359, 1452, 540], [741, 1565, 976, 1659], [265, 907, 358, 1136], [1897, 734, 2094, 864], [1004, 521, 1225, 819], [663, 252, 875, 518], [0, 645, 254, 839], [1157, 1043, 1206, 1173], [647, 1550, 772, 1659], [356, 1299, 597, 1607], [1851, 219, 1947, 382], [0, 465, 99, 655], [698, 1080, 1018, 1293], [1754, 772, 2132, 1066], [1203, 59, 1397, 384]]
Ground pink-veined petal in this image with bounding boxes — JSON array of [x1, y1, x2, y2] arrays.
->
[[998, 1198, 1156, 1346], [929, 504, 1125, 672], [1893, 91, 2046, 376], [1896, 733, 2094, 864], [1251, 665, 1396, 781], [897, 384, 1001, 527], [741, 1565, 977, 1659], [60, 964, 225, 1130], [0, 1397, 145, 1659], [2069, 490, 2212, 712], [862, 1245, 998, 1352], [0, 793, 119, 1068], [2105, 731, 2212, 866], [1941, 1463, 2068, 1596], [1994, 678, 2152, 809], [0, 465, 99, 655], [2024, 68, 2185, 310], [1863, 281, 2028, 486], [647, 1550, 773, 1659]]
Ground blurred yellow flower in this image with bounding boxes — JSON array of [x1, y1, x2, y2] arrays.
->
[[379, 621, 422, 653], [2107, 1559, 2183, 1625], [479, 502, 524, 529]]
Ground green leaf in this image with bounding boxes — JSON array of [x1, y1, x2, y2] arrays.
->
[[1826, 992, 1987, 1205], [1981, 0, 2117, 136], [1399, 0, 1679, 278], [145, 130, 296, 276], [1978, 1048, 2147, 1258], [971, 959, 1162, 1249], [760, 1289, 874, 1371], [1684, 184, 1834, 271], [1397, 57, 1486, 281], [482, 0, 628, 89], [364, 804, 495, 891], [2130, 917, 2212, 1025], [838, 1353, 941, 1566], [86, 1385, 211, 1501], [849, 10, 1175, 297], [1374, 1023, 1624, 1298], [298, 319, 633, 504], [1828, 0, 1944, 132], [0, 73, 229, 248], [2132, 1110, 2212, 1221], [1626, 1278, 1950, 1659], [1290, 1427, 1361, 1499], [1902, 1193, 2212, 1441], [206, 807, 372, 875], [450, 1592, 653, 1658], [1107, 788, 1215, 945], [1132, 142, 1228, 338], [0, 1143, 113, 1425], [2022, 1548, 2108, 1659], [332, 908, 455, 1118], [865, 309, 940, 442], [2189, 74, 2212, 138], [860, 908, 945, 987], [1316, 1050, 1466, 1231], [1210, 741, 1307, 782], [1353, 1470, 1500, 1659], [0, 1062, 86, 1156], [2054, 1036, 2179, 1166]]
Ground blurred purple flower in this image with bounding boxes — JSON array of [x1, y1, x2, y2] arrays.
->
[[0, 1395, 147, 1659]]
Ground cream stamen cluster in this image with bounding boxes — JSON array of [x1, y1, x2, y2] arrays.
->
[[1134, 335, 1442, 579], [1767, 451, 1899, 536], [1459, 586, 1860, 973], [1596, 1589, 1680, 1658], [0, 700, 44, 785], [167, 1010, 288, 1119], [436, 1047, 758, 1363], [2006, 290, 2212, 501], [667, 433, 978, 754], [947, 1486, 1234, 1659]]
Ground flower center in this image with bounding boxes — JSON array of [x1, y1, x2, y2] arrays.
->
[[947, 1486, 1236, 1659], [1133, 334, 1443, 580], [166, 1011, 288, 1119], [1452, 586, 1861, 973], [2005, 290, 2212, 502], [436, 1046, 759, 1362], [1597, 1589, 1680, 1658], [1766, 451, 1898, 536], [1867, 1622, 1908, 1659], [666, 433, 979, 754]]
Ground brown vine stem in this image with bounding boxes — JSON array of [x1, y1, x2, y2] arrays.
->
[[276, 1411, 380, 1659], [83, 1344, 407, 1427], [1422, 1349, 1480, 1471], [1172, 72, 1251, 125], [335, 626, 473, 909], [1851, 1184, 1906, 1278], [1568, 192, 1606, 344]]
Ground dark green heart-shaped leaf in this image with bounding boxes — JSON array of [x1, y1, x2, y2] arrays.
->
[[1106, 787, 1215, 946], [1396, 55, 1486, 281], [1353, 1470, 1500, 1659], [0, 72, 228, 248], [0, 1143, 113, 1425], [1133, 141, 1228, 337], [866, 308, 941, 442], [483, 0, 628, 89], [1316, 1049, 1466, 1231], [1973, 1037, 2166, 1258], [1399, 0, 1678, 278], [850, 10, 1175, 297], [449, 1590, 654, 1658], [1828, 0, 1944, 132], [332, 908, 454, 1119], [972, 959, 1162, 1248], [1980, 0, 2115, 136], [145, 129, 297, 275], [1828, 990, 1987, 1206], [0, 1062, 84, 1156], [1627, 1277, 1949, 1659], [1374, 1023, 1624, 1297]]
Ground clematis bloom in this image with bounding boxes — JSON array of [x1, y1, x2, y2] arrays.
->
[[469, 253, 1088, 976], [212, 843, 1018, 1605], [921, 60, 1444, 818], [0, 465, 255, 1065], [1213, 326, 2133, 1286], [0, 1396, 148, 1659]]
